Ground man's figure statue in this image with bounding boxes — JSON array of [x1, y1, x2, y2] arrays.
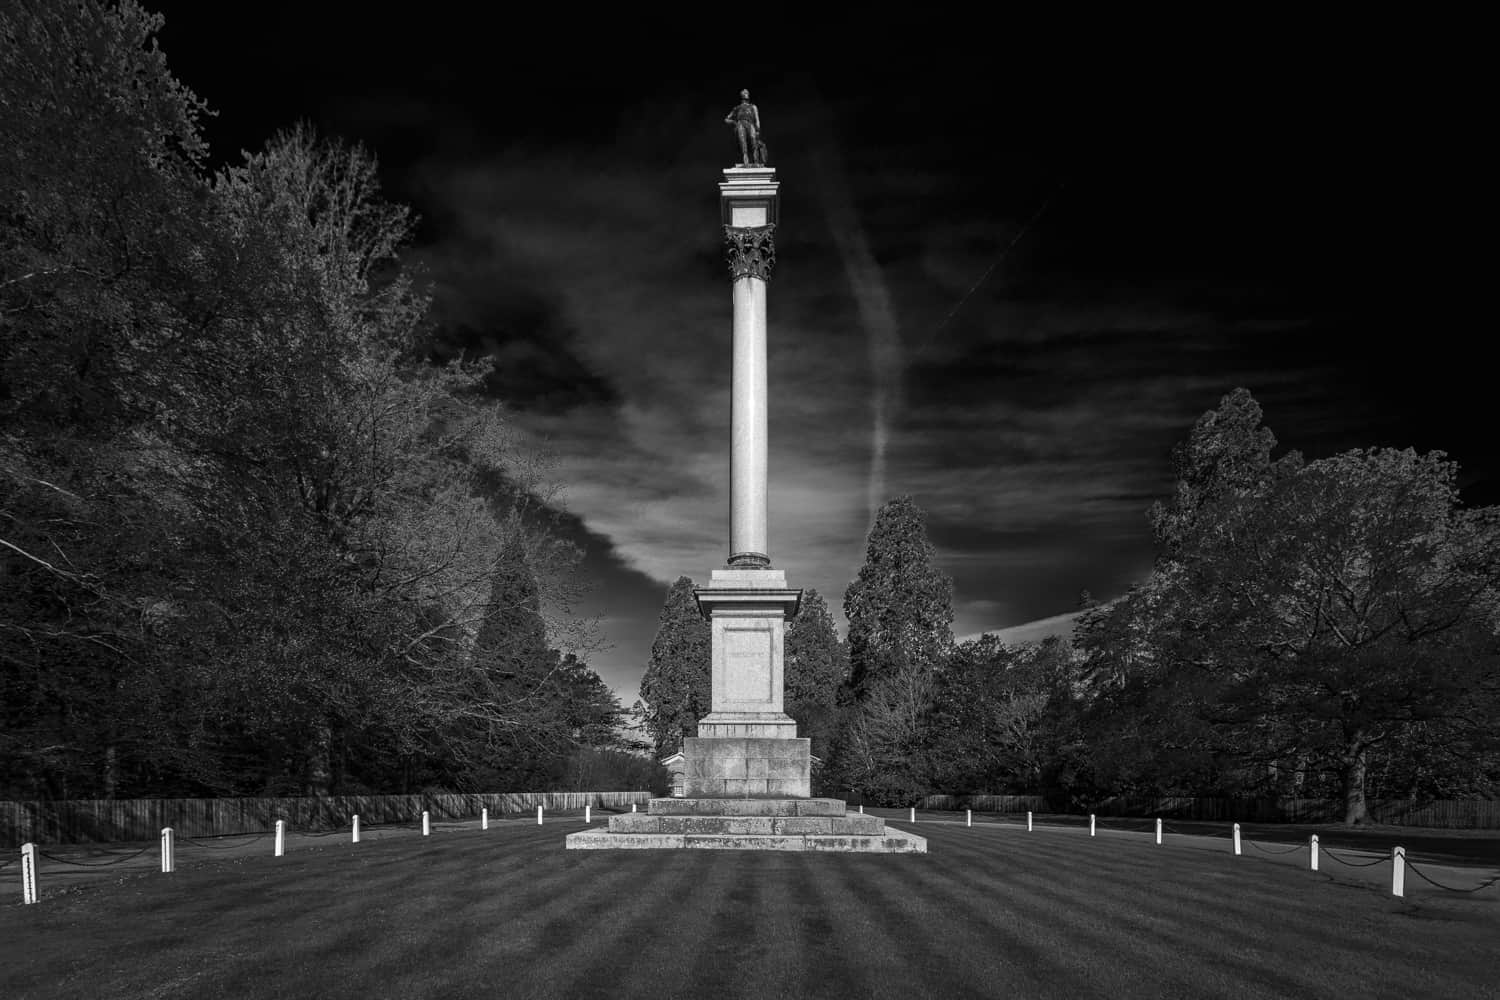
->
[[724, 89, 764, 167]]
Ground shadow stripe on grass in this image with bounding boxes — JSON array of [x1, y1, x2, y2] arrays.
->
[[905, 828, 1224, 997], [528, 848, 725, 998], [930, 831, 1325, 998], [919, 825, 1486, 998]]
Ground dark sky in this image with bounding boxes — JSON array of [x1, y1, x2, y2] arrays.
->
[[150, 6, 1487, 700]]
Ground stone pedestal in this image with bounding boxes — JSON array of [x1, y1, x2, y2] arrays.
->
[[687, 568, 807, 796]]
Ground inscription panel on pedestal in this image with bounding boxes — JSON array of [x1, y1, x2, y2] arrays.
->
[[723, 627, 773, 703]]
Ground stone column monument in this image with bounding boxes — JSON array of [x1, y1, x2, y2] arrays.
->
[[566, 105, 923, 852]]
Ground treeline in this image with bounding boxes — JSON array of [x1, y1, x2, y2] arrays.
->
[[639, 390, 1500, 824], [1, 2, 652, 800]]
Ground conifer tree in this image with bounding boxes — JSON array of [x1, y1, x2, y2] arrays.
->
[[474, 532, 552, 695], [843, 496, 954, 697], [784, 588, 847, 758], [638, 577, 711, 757], [835, 496, 955, 802]]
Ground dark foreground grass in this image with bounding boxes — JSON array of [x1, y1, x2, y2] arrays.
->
[[2, 819, 1497, 1000]]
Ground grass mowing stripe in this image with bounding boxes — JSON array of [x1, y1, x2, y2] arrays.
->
[[816, 851, 966, 995], [516, 847, 721, 998], [925, 825, 1493, 998], [682, 852, 797, 998], [795, 851, 887, 997], [853, 838, 1102, 997], [295, 828, 637, 996], [919, 827, 1318, 999], [247, 831, 585, 995], [552, 846, 761, 998], [913, 829, 1209, 997], [643, 849, 788, 998]]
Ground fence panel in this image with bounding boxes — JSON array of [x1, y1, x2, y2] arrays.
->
[[920, 795, 1500, 829], [920, 794, 1049, 813], [1, 790, 653, 846]]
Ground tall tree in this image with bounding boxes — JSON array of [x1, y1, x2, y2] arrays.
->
[[783, 588, 847, 759], [1148, 387, 1297, 558], [843, 496, 954, 696], [1, 0, 216, 798], [834, 496, 954, 802], [638, 577, 711, 757], [1169, 447, 1500, 823]]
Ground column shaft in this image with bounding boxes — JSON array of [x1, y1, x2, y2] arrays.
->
[[730, 274, 768, 564]]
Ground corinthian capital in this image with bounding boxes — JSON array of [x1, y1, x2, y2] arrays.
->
[[724, 224, 776, 282]]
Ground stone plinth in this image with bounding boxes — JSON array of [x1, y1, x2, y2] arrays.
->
[[681, 736, 810, 798]]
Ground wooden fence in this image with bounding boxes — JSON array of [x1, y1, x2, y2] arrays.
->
[[1, 790, 652, 847], [921, 794, 1500, 829], [920, 794, 1049, 813]]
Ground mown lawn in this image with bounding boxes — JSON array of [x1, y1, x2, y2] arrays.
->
[[2, 817, 1496, 999]]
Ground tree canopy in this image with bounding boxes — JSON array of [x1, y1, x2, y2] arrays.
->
[[0, 1, 622, 799], [1079, 391, 1500, 821]]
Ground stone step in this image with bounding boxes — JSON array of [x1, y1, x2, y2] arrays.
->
[[565, 829, 927, 853], [648, 797, 846, 817], [608, 813, 887, 836]]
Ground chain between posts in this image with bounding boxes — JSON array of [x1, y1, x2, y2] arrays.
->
[[1320, 846, 1390, 868], [1402, 859, 1500, 893], [1245, 839, 1304, 855], [34, 844, 155, 866], [178, 832, 271, 850]]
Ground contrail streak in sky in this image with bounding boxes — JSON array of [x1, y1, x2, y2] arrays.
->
[[811, 146, 902, 531]]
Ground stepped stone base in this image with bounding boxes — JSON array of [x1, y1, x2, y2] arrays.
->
[[563, 797, 927, 853], [565, 829, 926, 852]]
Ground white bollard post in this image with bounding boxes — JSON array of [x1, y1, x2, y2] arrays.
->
[[586, 805, 592, 824], [1310, 834, 1319, 871], [21, 843, 38, 905], [422, 811, 430, 836], [909, 807, 916, 823], [1233, 823, 1242, 856], [275, 819, 285, 857], [352, 815, 360, 843], [966, 808, 972, 828], [1027, 811, 1033, 832], [1090, 814, 1096, 837], [482, 808, 489, 831], [1392, 846, 1406, 898], [537, 805, 543, 826], [160, 827, 174, 873], [1155, 817, 1163, 845]]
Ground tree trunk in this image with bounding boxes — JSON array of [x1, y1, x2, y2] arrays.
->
[[1341, 744, 1368, 825], [305, 722, 332, 796], [102, 745, 118, 800]]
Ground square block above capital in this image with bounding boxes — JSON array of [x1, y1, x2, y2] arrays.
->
[[720, 168, 779, 229]]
